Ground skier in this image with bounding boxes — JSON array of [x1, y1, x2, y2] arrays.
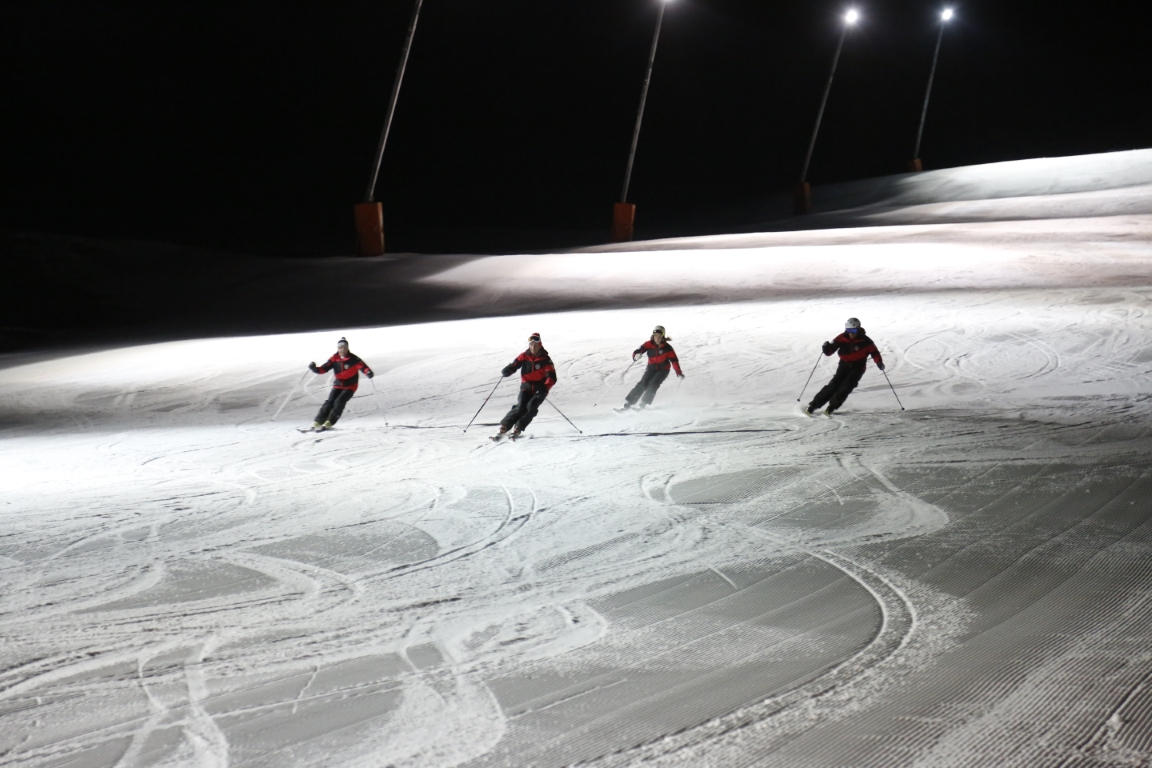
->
[[494, 332, 557, 440], [620, 325, 684, 410], [806, 317, 884, 416], [307, 337, 374, 430]]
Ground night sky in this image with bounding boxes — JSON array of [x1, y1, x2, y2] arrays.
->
[[5, 0, 1149, 255]]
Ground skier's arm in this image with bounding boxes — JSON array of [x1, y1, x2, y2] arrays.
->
[[502, 354, 523, 377], [361, 360, 374, 379], [668, 348, 683, 376], [870, 345, 885, 370], [822, 340, 838, 356]]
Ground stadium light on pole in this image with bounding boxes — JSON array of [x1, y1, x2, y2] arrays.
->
[[795, 7, 859, 215], [910, 7, 954, 172], [612, 0, 673, 242], [355, 0, 424, 256]]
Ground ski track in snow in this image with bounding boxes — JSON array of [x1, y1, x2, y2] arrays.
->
[[3, 172, 1152, 765]]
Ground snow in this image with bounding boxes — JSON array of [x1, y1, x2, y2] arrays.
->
[[2, 150, 1152, 767]]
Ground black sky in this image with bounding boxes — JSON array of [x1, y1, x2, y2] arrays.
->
[[5, 0, 1150, 254]]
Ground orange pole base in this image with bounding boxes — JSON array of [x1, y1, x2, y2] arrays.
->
[[794, 182, 812, 215], [354, 202, 385, 256], [908, 158, 924, 172], [611, 202, 636, 242]]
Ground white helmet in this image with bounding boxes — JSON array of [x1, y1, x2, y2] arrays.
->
[[845, 317, 861, 329]]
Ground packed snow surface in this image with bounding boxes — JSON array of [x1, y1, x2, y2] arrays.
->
[[2, 151, 1152, 767]]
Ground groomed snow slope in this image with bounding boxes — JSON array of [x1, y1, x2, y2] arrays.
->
[[1, 151, 1151, 767]]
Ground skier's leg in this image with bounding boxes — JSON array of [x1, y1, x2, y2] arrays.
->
[[828, 367, 864, 411], [326, 389, 356, 425], [501, 386, 532, 431], [808, 373, 841, 410], [315, 388, 340, 423], [639, 367, 670, 406], [516, 386, 547, 431], [624, 368, 653, 406]]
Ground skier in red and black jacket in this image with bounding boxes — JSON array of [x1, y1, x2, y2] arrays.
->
[[307, 337, 374, 429], [621, 325, 684, 410], [494, 332, 557, 440], [806, 317, 884, 415]]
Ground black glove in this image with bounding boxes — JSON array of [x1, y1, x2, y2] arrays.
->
[[876, 363, 885, 371], [502, 364, 516, 377], [365, 370, 374, 379], [822, 342, 834, 355], [677, 373, 685, 379], [308, 362, 318, 372], [633, 352, 643, 362]]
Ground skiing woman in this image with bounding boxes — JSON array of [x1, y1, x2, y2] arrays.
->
[[621, 325, 684, 410], [307, 337, 374, 430], [806, 317, 884, 415], [494, 332, 557, 440]]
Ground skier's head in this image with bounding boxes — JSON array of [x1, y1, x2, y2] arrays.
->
[[528, 332, 542, 350], [845, 318, 861, 334], [652, 325, 666, 339], [337, 337, 350, 352]]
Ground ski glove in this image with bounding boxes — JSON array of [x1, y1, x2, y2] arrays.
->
[[677, 373, 685, 379], [822, 342, 834, 355], [502, 363, 516, 377], [633, 353, 643, 362], [876, 363, 885, 371], [365, 370, 374, 378], [308, 362, 319, 372]]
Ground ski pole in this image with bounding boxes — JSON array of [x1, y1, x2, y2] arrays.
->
[[546, 398, 583, 434], [464, 376, 504, 432], [370, 376, 382, 412], [880, 368, 905, 411], [273, 370, 310, 420], [796, 352, 824, 402], [620, 357, 639, 380]]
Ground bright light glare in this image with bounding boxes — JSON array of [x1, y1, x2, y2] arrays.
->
[[941, 7, 954, 21], [844, 8, 860, 25]]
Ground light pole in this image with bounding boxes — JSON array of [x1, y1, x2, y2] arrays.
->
[[612, 0, 673, 242], [355, 0, 424, 256], [910, 7, 953, 171], [795, 7, 859, 215]]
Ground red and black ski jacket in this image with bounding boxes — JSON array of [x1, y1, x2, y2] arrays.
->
[[317, 353, 373, 390], [503, 348, 557, 390], [824, 328, 883, 368], [633, 340, 683, 375]]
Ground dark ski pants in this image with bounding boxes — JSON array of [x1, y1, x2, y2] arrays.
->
[[626, 365, 671, 407], [809, 362, 865, 413], [501, 383, 548, 432], [315, 387, 355, 425]]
